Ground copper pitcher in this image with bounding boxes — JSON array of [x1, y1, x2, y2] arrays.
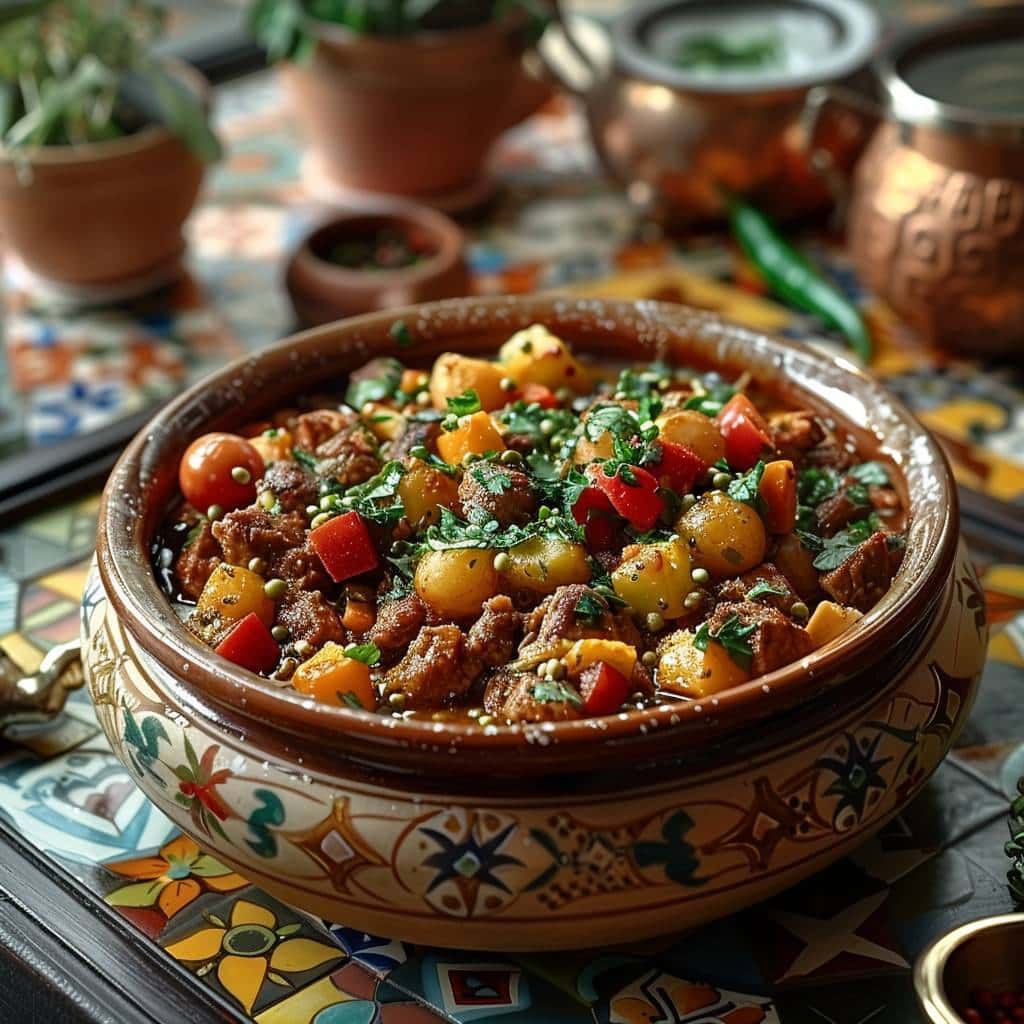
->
[[842, 7, 1024, 358]]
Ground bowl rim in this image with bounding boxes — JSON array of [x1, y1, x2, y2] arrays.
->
[[95, 296, 958, 763]]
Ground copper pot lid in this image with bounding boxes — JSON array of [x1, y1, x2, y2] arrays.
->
[[879, 5, 1024, 143], [611, 0, 879, 94]]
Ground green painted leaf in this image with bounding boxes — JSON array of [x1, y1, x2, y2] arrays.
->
[[105, 880, 164, 908]]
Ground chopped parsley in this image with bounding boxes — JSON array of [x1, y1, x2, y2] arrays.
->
[[471, 465, 513, 495], [798, 517, 877, 571], [573, 591, 607, 626], [525, 451, 560, 481], [694, 613, 757, 670], [345, 356, 404, 410], [848, 461, 890, 487], [501, 401, 576, 442], [409, 446, 458, 476], [746, 580, 788, 602], [339, 460, 405, 527], [421, 506, 583, 553], [683, 381, 735, 418], [532, 679, 583, 707], [292, 447, 319, 472], [389, 319, 414, 347], [845, 482, 870, 508], [798, 466, 839, 507], [344, 641, 381, 666], [340, 691, 365, 709], [727, 460, 765, 506], [446, 388, 481, 417]]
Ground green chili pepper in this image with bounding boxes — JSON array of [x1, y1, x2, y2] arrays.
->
[[728, 197, 873, 363]]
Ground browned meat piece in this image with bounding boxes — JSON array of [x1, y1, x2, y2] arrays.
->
[[820, 531, 902, 612], [483, 671, 582, 724], [457, 464, 536, 526], [502, 432, 535, 454], [769, 411, 824, 464], [293, 409, 355, 451], [466, 595, 523, 668], [382, 625, 474, 708], [816, 489, 870, 537], [258, 461, 318, 514], [213, 508, 307, 569], [368, 593, 427, 658], [272, 541, 331, 592], [186, 606, 234, 649], [277, 589, 346, 648], [771, 534, 822, 603], [869, 484, 902, 518], [706, 601, 813, 677], [173, 518, 221, 601], [390, 417, 441, 459], [525, 584, 642, 647], [315, 423, 381, 487], [715, 563, 797, 615], [804, 439, 855, 472]]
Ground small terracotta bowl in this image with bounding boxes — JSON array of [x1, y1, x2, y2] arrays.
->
[[285, 204, 468, 326], [915, 913, 1024, 1023], [84, 297, 988, 950]]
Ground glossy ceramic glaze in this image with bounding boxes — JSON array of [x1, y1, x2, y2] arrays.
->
[[84, 297, 988, 949]]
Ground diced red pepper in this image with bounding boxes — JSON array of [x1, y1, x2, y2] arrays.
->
[[652, 440, 707, 495], [589, 463, 664, 531], [309, 510, 380, 582], [571, 485, 617, 549], [215, 612, 280, 674], [717, 393, 773, 470], [578, 660, 631, 716], [519, 383, 559, 408]]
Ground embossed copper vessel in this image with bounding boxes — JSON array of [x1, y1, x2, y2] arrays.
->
[[847, 7, 1024, 358]]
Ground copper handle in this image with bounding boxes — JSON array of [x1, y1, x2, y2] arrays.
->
[[0, 639, 84, 736]]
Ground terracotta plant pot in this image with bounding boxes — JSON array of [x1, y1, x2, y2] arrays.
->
[[280, 16, 550, 199], [0, 62, 210, 288], [85, 297, 987, 951], [285, 204, 469, 325]]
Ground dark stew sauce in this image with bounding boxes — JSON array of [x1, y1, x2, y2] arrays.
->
[[154, 325, 906, 725]]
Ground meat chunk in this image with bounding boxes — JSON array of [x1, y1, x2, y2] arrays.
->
[[382, 625, 473, 708], [466, 595, 523, 669], [457, 464, 536, 526], [213, 508, 307, 568], [368, 593, 427, 659], [820, 531, 902, 612], [502, 432, 535, 455], [816, 489, 870, 537], [525, 585, 642, 647], [705, 601, 813, 678], [771, 534, 822, 603], [272, 541, 331, 592], [173, 517, 221, 601], [293, 409, 355, 451], [770, 411, 824, 464], [804, 438, 855, 472], [258, 461, 318, 514], [715, 563, 798, 615], [390, 417, 441, 459], [277, 589, 345, 648], [315, 423, 381, 487], [483, 671, 582, 724]]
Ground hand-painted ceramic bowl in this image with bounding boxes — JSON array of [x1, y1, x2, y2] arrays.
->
[[84, 297, 988, 950]]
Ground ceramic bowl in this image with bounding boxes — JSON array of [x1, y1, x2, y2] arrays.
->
[[84, 297, 988, 950], [285, 204, 468, 326]]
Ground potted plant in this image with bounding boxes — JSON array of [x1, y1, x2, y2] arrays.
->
[[0, 0, 221, 289], [250, 0, 551, 202]]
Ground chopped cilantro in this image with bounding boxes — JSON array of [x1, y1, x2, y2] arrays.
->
[[446, 389, 481, 417], [585, 404, 636, 444], [798, 466, 839, 507], [573, 591, 607, 626], [345, 356, 404, 410], [409, 446, 457, 476], [292, 448, 319, 472], [683, 381, 735, 417], [344, 641, 381, 666], [370, 413, 394, 423], [525, 451, 560, 481], [532, 679, 583, 707], [389, 319, 414, 347], [340, 691, 365, 710], [422, 506, 582, 553], [845, 482, 870, 508], [746, 580, 788, 602], [848, 461, 890, 487], [471, 466, 512, 495], [339, 460, 405, 527], [501, 401, 576, 442], [803, 518, 877, 571], [727, 461, 765, 506], [694, 613, 757, 670]]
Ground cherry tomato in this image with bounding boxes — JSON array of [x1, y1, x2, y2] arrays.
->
[[717, 394, 773, 470], [588, 463, 664, 531], [519, 383, 559, 408], [179, 432, 264, 513]]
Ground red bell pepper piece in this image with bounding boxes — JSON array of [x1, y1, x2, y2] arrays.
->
[[717, 393, 773, 470], [652, 440, 707, 495], [519, 383, 559, 408], [215, 612, 280, 674], [590, 464, 664, 531], [571, 485, 617, 549], [579, 660, 631, 716], [310, 510, 380, 582]]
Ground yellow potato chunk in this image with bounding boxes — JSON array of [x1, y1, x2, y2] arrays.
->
[[429, 353, 508, 412], [499, 324, 591, 394], [196, 563, 274, 627], [612, 538, 693, 618], [436, 411, 506, 465], [397, 460, 460, 528], [656, 629, 750, 698], [292, 642, 376, 710], [415, 548, 498, 618], [806, 601, 864, 648], [656, 410, 725, 466], [361, 402, 403, 442], [249, 428, 294, 465], [503, 536, 591, 595], [565, 639, 637, 680], [678, 491, 766, 579]]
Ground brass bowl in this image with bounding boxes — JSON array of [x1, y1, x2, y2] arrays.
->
[[915, 913, 1024, 1023]]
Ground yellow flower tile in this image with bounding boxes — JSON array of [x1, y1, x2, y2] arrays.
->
[[255, 971, 359, 1024], [39, 566, 90, 603]]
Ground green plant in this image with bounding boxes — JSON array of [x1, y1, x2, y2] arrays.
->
[[1008, 775, 1024, 906], [0, 0, 220, 159], [250, 0, 549, 62]]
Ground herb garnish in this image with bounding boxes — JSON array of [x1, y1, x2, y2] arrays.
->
[[344, 641, 381, 666], [798, 466, 839, 507], [532, 680, 583, 707], [694, 614, 757, 670], [389, 319, 414, 347], [345, 356, 404, 410], [848, 461, 890, 487], [727, 460, 766, 506], [683, 379, 736, 418], [471, 465, 512, 495], [338, 460, 405, 527], [421, 506, 583, 553], [446, 389, 481, 417], [340, 691, 365, 710], [292, 448, 319, 472], [746, 580, 788, 602], [573, 591, 607, 626], [798, 517, 877, 571]]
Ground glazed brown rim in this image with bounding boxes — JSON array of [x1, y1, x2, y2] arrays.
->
[[96, 296, 957, 764]]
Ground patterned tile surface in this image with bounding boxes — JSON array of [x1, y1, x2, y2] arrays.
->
[[2, 4, 1024, 1022]]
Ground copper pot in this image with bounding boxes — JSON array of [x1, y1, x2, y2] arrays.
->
[[541, 0, 879, 226], [846, 7, 1024, 358]]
